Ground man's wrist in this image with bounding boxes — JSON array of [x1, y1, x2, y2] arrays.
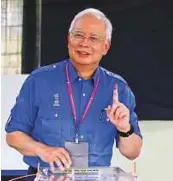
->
[[117, 123, 134, 137], [35, 143, 48, 156], [117, 123, 131, 132]]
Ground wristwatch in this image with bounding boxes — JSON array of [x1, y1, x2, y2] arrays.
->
[[117, 124, 134, 137]]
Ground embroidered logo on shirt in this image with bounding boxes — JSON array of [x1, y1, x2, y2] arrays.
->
[[53, 93, 60, 107]]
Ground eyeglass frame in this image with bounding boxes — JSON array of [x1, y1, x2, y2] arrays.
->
[[69, 30, 107, 45]]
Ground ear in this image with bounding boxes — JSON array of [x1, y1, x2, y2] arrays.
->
[[67, 33, 70, 42], [103, 40, 111, 55]]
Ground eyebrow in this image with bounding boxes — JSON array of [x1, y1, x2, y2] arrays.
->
[[73, 29, 103, 38], [72, 29, 84, 33], [73, 30, 84, 34]]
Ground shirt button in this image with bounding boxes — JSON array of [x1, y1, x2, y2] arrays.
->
[[79, 78, 82, 81], [54, 113, 58, 117], [82, 93, 86, 97]]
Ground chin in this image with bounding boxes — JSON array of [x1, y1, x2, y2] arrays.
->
[[73, 57, 95, 65]]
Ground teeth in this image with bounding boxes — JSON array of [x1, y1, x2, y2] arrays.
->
[[78, 51, 88, 55]]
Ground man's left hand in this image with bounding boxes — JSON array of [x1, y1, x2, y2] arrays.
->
[[106, 84, 130, 132]]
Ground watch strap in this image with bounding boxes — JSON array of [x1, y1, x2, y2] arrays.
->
[[118, 124, 134, 137]]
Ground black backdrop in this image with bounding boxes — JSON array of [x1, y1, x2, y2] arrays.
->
[[22, 0, 173, 120]]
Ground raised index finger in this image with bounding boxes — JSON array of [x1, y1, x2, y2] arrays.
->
[[112, 84, 119, 106]]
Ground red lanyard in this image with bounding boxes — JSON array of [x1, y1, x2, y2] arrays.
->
[[65, 62, 100, 142]]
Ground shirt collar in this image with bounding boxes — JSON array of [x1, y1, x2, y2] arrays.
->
[[93, 66, 100, 85], [67, 60, 100, 85], [68, 60, 79, 83]]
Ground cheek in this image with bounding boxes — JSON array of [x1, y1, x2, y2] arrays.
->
[[68, 41, 76, 50], [68, 42, 78, 56], [92, 45, 105, 57]]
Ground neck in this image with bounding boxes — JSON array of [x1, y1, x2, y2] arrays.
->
[[78, 68, 96, 80], [71, 61, 98, 80]]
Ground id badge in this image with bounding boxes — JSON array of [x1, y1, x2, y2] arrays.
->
[[65, 141, 88, 168]]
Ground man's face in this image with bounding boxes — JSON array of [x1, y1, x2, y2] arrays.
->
[[68, 15, 111, 66]]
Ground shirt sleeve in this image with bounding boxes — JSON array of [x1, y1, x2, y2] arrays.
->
[[115, 83, 142, 147], [5, 74, 38, 135]]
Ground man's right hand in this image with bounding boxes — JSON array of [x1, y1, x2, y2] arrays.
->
[[6, 131, 72, 171], [36, 146, 72, 171]]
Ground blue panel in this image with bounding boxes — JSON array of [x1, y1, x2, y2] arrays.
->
[[1, 170, 27, 176]]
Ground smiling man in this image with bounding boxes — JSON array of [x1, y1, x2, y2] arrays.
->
[[5, 8, 142, 176]]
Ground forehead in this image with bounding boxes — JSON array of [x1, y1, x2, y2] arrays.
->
[[73, 15, 106, 36]]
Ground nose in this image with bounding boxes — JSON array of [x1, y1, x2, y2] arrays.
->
[[79, 37, 90, 47]]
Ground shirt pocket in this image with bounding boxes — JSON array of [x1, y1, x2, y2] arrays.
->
[[91, 120, 116, 154], [88, 110, 116, 153], [41, 118, 61, 146], [94, 119, 115, 141], [40, 118, 72, 147]]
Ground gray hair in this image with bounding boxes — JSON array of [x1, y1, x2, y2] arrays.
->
[[69, 8, 113, 41]]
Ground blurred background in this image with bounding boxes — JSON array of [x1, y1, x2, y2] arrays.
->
[[1, 0, 173, 181], [1, 0, 23, 74]]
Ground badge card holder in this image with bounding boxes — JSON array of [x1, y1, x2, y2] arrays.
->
[[65, 141, 88, 168]]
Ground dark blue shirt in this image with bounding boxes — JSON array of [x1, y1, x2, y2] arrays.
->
[[6, 59, 142, 168]]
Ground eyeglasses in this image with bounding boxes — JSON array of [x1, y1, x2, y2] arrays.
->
[[70, 31, 105, 45]]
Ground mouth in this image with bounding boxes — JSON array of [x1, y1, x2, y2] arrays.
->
[[76, 50, 91, 58]]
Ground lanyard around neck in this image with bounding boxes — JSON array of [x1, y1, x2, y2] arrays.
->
[[65, 62, 100, 131]]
